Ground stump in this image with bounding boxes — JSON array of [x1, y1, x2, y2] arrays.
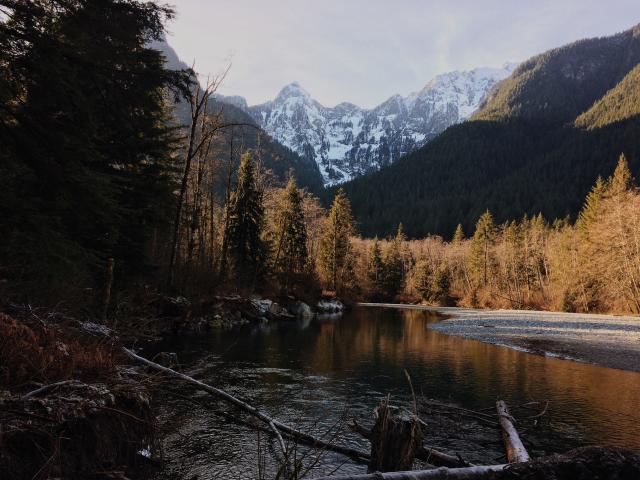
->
[[368, 399, 423, 473]]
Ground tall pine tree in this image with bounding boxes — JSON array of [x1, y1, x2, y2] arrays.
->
[[469, 210, 496, 287], [608, 153, 634, 195], [367, 237, 385, 296], [272, 177, 308, 292], [382, 224, 405, 298], [320, 189, 355, 293], [225, 152, 267, 288], [453, 224, 465, 244], [577, 176, 606, 233], [0, 0, 190, 300]]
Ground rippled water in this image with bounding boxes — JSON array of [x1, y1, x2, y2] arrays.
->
[[149, 306, 640, 479]]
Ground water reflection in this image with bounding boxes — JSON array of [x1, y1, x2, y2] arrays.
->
[[153, 306, 640, 479]]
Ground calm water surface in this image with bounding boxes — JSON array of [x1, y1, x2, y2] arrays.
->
[[151, 306, 640, 479]]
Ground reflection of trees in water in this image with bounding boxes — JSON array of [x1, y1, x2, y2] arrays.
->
[[306, 308, 640, 450]]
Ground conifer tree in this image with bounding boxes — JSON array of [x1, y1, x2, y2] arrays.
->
[[577, 176, 606, 233], [272, 177, 308, 291], [367, 237, 385, 294], [382, 225, 405, 298], [453, 224, 465, 244], [413, 260, 432, 301], [469, 210, 496, 287], [608, 153, 634, 195], [0, 0, 190, 298], [226, 152, 267, 287], [320, 189, 355, 293]]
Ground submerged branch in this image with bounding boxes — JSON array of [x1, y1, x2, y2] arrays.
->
[[122, 347, 370, 462]]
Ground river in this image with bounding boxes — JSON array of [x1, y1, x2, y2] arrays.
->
[[149, 306, 640, 479]]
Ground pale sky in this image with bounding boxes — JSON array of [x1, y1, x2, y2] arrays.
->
[[164, 0, 639, 108]]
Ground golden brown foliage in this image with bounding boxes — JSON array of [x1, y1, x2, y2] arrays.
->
[[0, 314, 117, 385]]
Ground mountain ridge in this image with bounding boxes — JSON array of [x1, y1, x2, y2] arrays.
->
[[335, 23, 640, 239], [216, 63, 517, 185]]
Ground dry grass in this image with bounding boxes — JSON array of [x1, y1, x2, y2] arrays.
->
[[0, 313, 118, 386]]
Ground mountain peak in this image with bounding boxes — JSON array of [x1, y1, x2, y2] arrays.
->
[[276, 82, 311, 100], [237, 65, 516, 186]]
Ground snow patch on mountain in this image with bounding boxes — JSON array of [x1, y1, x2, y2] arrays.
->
[[216, 64, 517, 186]]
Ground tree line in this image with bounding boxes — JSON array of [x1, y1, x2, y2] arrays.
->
[[2, 1, 639, 317], [345, 154, 640, 314]]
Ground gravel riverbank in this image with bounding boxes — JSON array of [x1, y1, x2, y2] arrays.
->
[[358, 303, 640, 372]]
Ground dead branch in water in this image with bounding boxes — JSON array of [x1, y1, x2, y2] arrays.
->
[[122, 347, 370, 462]]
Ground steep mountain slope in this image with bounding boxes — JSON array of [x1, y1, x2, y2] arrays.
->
[[217, 65, 515, 185], [151, 40, 324, 194], [575, 63, 640, 129], [336, 24, 640, 239], [208, 99, 325, 195], [475, 25, 640, 123]]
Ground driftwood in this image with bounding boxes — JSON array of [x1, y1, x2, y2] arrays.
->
[[311, 464, 508, 480], [368, 400, 423, 472], [311, 446, 640, 480], [122, 347, 369, 462], [21, 380, 78, 400], [496, 400, 530, 463]]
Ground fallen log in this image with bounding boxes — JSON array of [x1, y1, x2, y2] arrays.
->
[[311, 446, 640, 480], [310, 464, 508, 480], [496, 400, 530, 463], [122, 347, 369, 462]]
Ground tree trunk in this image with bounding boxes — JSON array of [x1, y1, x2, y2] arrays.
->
[[101, 257, 114, 323], [368, 399, 423, 473]]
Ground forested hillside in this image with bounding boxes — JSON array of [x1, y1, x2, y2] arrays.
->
[[575, 63, 640, 129], [337, 24, 640, 238]]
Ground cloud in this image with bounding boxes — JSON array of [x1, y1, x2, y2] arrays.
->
[[166, 0, 640, 108]]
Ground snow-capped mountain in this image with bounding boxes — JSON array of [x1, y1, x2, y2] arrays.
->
[[216, 64, 517, 185]]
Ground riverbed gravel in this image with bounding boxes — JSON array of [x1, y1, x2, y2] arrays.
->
[[358, 304, 640, 372]]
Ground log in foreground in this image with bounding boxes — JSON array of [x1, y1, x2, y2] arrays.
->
[[311, 446, 640, 479], [495, 400, 530, 463], [311, 464, 508, 480], [122, 347, 369, 462]]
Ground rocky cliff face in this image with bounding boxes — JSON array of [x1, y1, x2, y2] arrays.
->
[[217, 64, 516, 185]]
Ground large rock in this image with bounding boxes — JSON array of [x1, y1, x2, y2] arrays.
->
[[288, 301, 313, 319], [317, 298, 344, 313]]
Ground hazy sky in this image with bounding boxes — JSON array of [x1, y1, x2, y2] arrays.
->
[[165, 0, 639, 108]]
